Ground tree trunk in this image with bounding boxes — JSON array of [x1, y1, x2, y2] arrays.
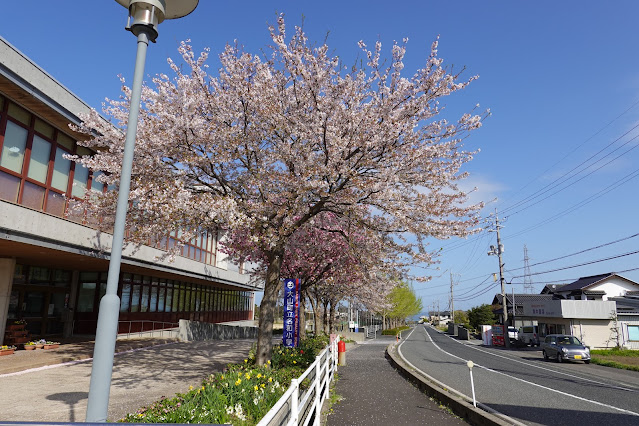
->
[[256, 248, 284, 366], [308, 292, 320, 336], [322, 299, 329, 334], [298, 289, 307, 341], [328, 300, 336, 334]]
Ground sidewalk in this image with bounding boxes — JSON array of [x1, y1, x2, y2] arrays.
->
[[0, 338, 254, 422], [326, 336, 468, 426], [0, 336, 176, 375]]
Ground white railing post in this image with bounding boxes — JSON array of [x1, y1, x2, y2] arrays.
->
[[313, 354, 322, 425], [289, 378, 299, 425]]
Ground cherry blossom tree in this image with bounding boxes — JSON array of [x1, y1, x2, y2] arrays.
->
[[71, 16, 486, 365]]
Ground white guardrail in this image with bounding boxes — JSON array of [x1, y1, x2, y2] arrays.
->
[[257, 337, 340, 426]]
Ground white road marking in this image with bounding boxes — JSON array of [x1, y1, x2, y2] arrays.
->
[[442, 331, 638, 393], [397, 328, 526, 426], [419, 326, 639, 417]]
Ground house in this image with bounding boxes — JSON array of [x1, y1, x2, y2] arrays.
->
[[491, 273, 639, 348], [429, 310, 452, 325], [544, 273, 639, 301], [0, 36, 261, 344]]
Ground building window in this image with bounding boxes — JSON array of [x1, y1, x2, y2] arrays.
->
[[27, 135, 51, 183], [51, 147, 71, 192], [77, 282, 96, 312], [629, 325, 639, 342], [1, 121, 28, 173]]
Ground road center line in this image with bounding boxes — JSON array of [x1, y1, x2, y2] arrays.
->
[[421, 326, 639, 417], [398, 328, 526, 426], [439, 330, 638, 393]]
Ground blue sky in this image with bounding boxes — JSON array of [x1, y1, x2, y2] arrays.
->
[[2, 1, 639, 312]]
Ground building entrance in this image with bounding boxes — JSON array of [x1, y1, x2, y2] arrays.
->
[[8, 264, 71, 337]]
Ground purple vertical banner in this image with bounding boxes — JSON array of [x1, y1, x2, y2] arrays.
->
[[283, 278, 299, 348]]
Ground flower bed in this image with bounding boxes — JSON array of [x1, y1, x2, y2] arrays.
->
[[120, 335, 330, 425]]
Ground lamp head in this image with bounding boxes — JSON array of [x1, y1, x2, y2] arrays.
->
[[115, 0, 198, 41]]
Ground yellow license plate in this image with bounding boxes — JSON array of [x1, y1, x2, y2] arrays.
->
[[574, 355, 582, 360]]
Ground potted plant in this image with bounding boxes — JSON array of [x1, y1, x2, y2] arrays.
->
[[24, 341, 36, 350], [0, 345, 17, 356], [6, 319, 26, 331], [43, 341, 60, 350], [35, 339, 46, 349]]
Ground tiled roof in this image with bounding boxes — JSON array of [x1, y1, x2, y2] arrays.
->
[[557, 273, 614, 292], [541, 284, 567, 294], [493, 293, 555, 305]]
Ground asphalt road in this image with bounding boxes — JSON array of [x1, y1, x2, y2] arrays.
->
[[399, 325, 639, 426]]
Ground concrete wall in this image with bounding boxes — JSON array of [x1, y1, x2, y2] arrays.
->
[[570, 319, 615, 349], [178, 319, 258, 342], [591, 277, 639, 301], [458, 327, 470, 340], [339, 331, 366, 342], [0, 201, 256, 289]]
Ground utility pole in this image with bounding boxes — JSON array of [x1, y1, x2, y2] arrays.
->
[[450, 271, 456, 324], [488, 210, 509, 347]]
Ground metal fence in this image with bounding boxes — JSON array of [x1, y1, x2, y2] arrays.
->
[[257, 337, 339, 426], [117, 320, 179, 339]]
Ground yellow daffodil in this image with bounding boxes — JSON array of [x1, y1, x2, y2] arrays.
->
[[268, 377, 273, 383], [261, 383, 266, 388], [257, 373, 262, 379], [254, 385, 259, 391], [235, 379, 242, 385], [293, 360, 297, 364]]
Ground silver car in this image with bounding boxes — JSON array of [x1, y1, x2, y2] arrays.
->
[[541, 334, 590, 364]]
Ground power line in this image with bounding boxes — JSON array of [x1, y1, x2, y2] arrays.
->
[[500, 120, 639, 216], [504, 133, 639, 218], [498, 97, 639, 208], [504, 232, 639, 273], [509, 249, 639, 279], [505, 167, 639, 240], [508, 266, 639, 285]]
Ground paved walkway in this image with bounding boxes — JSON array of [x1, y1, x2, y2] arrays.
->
[[326, 336, 468, 426], [0, 338, 254, 422]]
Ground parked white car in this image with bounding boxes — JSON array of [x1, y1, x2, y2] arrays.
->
[[508, 326, 518, 341], [518, 325, 540, 347]]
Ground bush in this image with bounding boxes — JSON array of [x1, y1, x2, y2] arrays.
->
[[381, 326, 410, 335]]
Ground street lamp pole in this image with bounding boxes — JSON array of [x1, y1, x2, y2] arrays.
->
[[85, 1, 197, 421]]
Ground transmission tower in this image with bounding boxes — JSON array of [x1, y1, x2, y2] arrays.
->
[[523, 245, 534, 294]]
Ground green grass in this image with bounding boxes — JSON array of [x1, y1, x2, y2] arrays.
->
[[590, 348, 639, 357], [590, 348, 639, 372], [590, 358, 639, 372]]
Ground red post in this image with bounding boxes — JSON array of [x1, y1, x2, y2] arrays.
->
[[338, 340, 346, 366]]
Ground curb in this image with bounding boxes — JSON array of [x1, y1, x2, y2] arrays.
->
[[386, 342, 521, 426]]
